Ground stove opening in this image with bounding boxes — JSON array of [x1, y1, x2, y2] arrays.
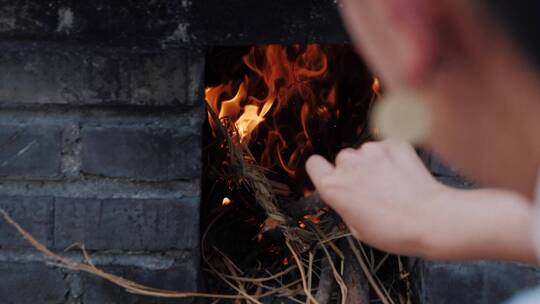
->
[[202, 44, 414, 303]]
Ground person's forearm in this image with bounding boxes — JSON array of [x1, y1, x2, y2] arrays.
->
[[418, 187, 536, 264], [306, 141, 537, 263]]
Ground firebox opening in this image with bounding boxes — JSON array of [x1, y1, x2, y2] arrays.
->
[[201, 44, 416, 303]]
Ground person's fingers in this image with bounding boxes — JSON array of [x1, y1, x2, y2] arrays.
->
[[335, 148, 357, 168], [381, 139, 431, 174], [305, 155, 335, 189]]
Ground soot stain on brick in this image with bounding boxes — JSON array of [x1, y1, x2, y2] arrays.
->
[[164, 23, 190, 45], [61, 124, 82, 177], [56, 7, 74, 33]]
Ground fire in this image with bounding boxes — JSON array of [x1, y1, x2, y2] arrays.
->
[[303, 214, 322, 224], [202, 45, 384, 301], [372, 77, 381, 95], [205, 45, 337, 179], [222, 197, 232, 206]]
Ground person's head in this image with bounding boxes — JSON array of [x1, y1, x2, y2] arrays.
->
[[340, 0, 540, 197]]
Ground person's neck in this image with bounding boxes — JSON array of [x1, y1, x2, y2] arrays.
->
[[445, 35, 540, 196], [483, 41, 540, 163]]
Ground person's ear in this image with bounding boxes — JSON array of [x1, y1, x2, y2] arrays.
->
[[388, 0, 442, 87], [339, 0, 442, 89]]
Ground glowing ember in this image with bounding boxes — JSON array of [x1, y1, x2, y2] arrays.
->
[[261, 218, 279, 233], [303, 214, 322, 224], [372, 77, 381, 95], [222, 197, 232, 206]]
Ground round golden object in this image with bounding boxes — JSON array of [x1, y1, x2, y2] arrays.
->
[[371, 92, 432, 144]]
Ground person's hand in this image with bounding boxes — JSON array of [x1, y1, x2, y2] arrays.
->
[[306, 140, 442, 256], [306, 140, 536, 262]]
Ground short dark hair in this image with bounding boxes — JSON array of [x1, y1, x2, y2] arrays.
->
[[487, 1, 540, 67]]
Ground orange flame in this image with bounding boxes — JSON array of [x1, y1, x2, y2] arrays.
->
[[372, 77, 381, 95], [205, 45, 337, 179], [222, 197, 232, 206]]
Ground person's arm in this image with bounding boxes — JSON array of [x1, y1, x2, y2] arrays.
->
[[306, 140, 536, 263], [419, 187, 534, 263]]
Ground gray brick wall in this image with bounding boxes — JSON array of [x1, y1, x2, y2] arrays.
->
[[80, 126, 200, 181], [0, 42, 205, 303], [54, 197, 199, 251], [0, 43, 199, 106], [0, 1, 349, 47], [0, 250, 198, 304]]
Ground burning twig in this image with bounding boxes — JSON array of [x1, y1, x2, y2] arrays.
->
[[207, 100, 310, 252]]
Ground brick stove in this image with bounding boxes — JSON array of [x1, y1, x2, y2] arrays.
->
[[0, 1, 538, 303]]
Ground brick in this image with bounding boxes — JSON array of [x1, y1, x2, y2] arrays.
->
[[0, 196, 54, 249], [0, 124, 62, 178], [80, 126, 201, 181], [186, 47, 205, 107], [0, 250, 198, 304], [307, 1, 350, 44], [54, 197, 199, 251], [80, 255, 198, 304], [0, 178, 200, 200], [0, 1, 348, 46], [0, 257, 68, 304], [0, 1, 190, 45], [188, 0, 348, 45], [417, 261, 540, 304], [0, 42, 191, 106]]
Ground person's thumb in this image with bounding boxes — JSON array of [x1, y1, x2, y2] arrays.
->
[[306, 155, 361, 239], [305, 155, 334, 190]]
